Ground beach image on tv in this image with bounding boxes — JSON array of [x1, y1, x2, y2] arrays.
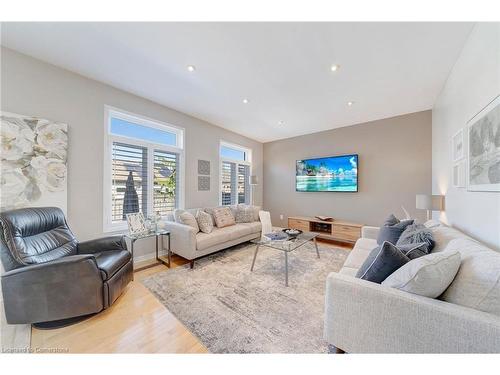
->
[[296, 155, 358, 192]]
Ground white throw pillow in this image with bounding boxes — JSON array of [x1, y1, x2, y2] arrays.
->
[[382, 250, 461, 298], [177, 210, 199, 232]]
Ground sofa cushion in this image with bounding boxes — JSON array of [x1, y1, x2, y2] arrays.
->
[[382, 250, 461, 298], [355, 241, 410, 283], [339, 266, 358, 277], [376, 215, 414, 245], [343, 238, 377, 269], [440, 238, 500, 316], [196, 224, 252, 251], [430, 224, 468, 252], [212, 207, 236, 228], [239, 221, 262, 234], [93, 250, 131, 280]]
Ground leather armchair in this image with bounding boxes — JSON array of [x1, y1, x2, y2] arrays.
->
[[0, 207, 133, 325]]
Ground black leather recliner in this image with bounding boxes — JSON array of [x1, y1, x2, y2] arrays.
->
[[0, 207, 133, 325]]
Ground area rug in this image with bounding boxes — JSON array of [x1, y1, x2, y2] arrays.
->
[[142, 241, 349, 353]]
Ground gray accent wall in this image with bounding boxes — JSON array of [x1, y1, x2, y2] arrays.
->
[[0, 47, 263, 250], [263, 111, 432, 227], [432, 23, 500, 250]]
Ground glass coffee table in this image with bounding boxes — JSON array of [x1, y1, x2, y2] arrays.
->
[[250, 231, 320, 286]]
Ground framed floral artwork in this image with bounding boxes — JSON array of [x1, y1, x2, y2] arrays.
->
[[0, 112, 68, 212]]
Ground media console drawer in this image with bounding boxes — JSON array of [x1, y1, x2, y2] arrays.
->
[[288, 218, 310, 232], [332, 224, 361, 242]]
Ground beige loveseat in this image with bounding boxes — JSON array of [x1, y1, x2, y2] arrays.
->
[[324, 221, 500, 353], [163, 207, 262, 267]]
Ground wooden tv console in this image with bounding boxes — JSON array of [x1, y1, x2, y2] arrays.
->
[[288, 216, 363, 244]]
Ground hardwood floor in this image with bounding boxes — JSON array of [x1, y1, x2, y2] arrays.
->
[[30, 239, 351, 353], [30, 255, 208, 353]]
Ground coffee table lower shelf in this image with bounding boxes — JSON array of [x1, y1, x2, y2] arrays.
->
[[250, 232, 320, 287]]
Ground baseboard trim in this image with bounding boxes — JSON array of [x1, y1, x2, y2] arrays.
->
[[133, 251, 168, 265]]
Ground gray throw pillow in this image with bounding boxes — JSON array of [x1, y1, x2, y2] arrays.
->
[[397, 223, 435, 251], [382, 250, 461, 298], [396, 242, 429, 260], [356, 241, 410, 283], [376, 214, 414, 245]]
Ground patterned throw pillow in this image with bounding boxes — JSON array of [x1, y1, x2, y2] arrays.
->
[[235, 205, 254, 223], [196, 210, 214, 234], [212, 207, 236, 228]]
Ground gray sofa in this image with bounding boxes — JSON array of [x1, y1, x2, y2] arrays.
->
[[163, 207, 262, 267], [324, 221, 500, 353]]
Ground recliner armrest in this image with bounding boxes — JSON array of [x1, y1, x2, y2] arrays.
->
[[1, 254, 103, 324], [78, 235, 127, 254]]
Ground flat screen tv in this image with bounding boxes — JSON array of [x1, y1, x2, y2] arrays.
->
[[296, 154, 358, 192]]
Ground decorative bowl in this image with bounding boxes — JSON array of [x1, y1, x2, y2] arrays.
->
[[282, 228, 303, 238]]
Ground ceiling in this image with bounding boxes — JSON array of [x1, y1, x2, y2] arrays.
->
[[1, 22, 474, 142]]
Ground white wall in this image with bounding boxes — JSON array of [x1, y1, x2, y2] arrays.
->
[[432, 23, 500, 250], [1, 47, 263, 260]]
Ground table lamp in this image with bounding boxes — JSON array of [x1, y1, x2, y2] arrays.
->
[[416, 194, 444, 220]]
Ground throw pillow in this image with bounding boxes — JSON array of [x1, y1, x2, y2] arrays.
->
[[196, 210, 214, 234], [178, 211, 199, 232], [376, 214, 414, 245], [396, 242, 429, 260], [382, 250, 461, 298], [235, 205, 254, 223], [212, 207, 236, 228], [397, 223, 435, 251], [355, 241, 410, 283], [242, 203, 262, 221]]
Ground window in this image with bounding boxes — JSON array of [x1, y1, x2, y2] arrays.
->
[[220, 142, 251, 205], [104, 107, 184, 232]]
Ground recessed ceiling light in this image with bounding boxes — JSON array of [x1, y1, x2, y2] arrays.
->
[[278, 121, 284, 126], [330, 64, 340, 72], [187, 65, 196, 72], [242, 98, 249, 104], [347, 101, 354, 106]]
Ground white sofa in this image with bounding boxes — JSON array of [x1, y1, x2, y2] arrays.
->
[[163, 207, 262, 267], [324, 221, 500, 353]]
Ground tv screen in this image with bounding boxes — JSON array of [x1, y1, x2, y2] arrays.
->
[[296, 154, 358, 192]]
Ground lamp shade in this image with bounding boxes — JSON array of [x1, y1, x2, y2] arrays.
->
[[416, 194, 444, 211], [249, 175, 258, 185]]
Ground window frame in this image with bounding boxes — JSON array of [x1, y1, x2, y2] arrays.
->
[[103, 105, 185, 233], [219, 140, 252, 206]]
